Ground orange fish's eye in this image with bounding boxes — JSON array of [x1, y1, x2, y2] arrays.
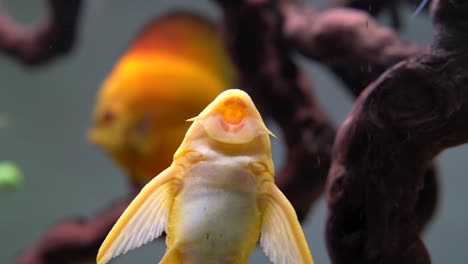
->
[[99, 110, 115, 126], [221, 97, 247, 125]]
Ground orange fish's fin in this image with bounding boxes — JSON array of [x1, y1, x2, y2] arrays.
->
[[260, 183, 315, 264], [127, 11, 237, 87], [96, 166, 181, 264]]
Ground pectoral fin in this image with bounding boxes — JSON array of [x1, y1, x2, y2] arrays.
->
[[97, 166, 181, 264], [260, 183, 314, 264]]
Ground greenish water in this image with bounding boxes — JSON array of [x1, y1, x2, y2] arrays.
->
[[1, 0, 467, 263]]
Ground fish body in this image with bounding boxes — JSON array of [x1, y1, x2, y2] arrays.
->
[[167, 160, 261, 264], [97, 89, 314, 264], [89, 11, 235, 183]]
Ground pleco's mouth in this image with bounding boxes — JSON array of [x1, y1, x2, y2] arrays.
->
[[218, 96, 247, 133], [222, 96, 247, 125], [188, 89, 275, 144]]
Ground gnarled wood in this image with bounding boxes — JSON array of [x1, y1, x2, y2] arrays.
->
[[0, 0, 82, 65], [326, 0, 468, 262]]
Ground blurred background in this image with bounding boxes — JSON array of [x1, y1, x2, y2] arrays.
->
[[0, 0, 465, 263]]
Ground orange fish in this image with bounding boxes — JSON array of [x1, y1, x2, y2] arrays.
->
[[89, 11, 236, 184]]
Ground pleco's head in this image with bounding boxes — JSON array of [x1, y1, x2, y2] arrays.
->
[[188, 89, 275, 144]]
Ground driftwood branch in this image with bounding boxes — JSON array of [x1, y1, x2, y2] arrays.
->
[[16, 199, 130, 264], [0, 0, 82, 65], [281, 1, 425, 96], [281, 1, 438, 232], [330, 0, 403, 28], [15, 180, 141, 264], [329, 0, 432, 29], [326, 0, 468, 262]]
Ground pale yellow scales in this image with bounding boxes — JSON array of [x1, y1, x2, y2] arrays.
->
[[97, 89, 315, 264]]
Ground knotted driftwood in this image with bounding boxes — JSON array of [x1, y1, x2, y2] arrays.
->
[[0, 0, 82, 65], [326, 0, 468, 263]]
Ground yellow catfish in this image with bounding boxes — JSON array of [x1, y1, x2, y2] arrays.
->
[[89, 11, 236, 184], [96, 89, 314, 264]]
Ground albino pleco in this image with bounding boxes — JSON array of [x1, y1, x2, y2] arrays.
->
[[97, 89, 314, 264]]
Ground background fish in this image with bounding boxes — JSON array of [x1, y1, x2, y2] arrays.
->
[[97, 89, 314, 264], [89, 11, 236, 184]]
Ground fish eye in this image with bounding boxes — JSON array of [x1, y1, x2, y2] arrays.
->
[[99, 110, 115, 126]]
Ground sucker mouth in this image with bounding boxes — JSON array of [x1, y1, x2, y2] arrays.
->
[[186, 89, 276, 144], [219, 118, 245, 133], [221, 96, 248, 125]]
